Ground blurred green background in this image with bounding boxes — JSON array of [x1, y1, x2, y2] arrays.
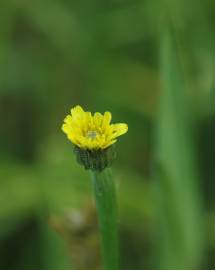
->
[[0, 0, 215, 269]]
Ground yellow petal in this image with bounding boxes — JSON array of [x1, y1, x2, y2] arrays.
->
[[110, 123, 128, 138], [93, 112, 103, 127], [96, 136, 105, 148], [62, 123, 69, 134], [71, 106, 85, 123], [71, 105, 84, 115], [102, 139, 117, 149], [64, 115, 73, 125], [102, 111, 112, 130], [104, 125, 113, 137], [85, 112, 93, 127]]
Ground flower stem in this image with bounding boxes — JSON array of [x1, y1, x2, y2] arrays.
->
[[90, 168, 119, 270]]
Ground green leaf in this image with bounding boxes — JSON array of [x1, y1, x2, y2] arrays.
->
[[155, 27, 204, 270]]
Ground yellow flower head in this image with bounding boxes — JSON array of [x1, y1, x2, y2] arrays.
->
[[62, 105, 128, 150]]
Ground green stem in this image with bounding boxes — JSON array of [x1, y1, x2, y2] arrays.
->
[[90, 168, 119, 270]]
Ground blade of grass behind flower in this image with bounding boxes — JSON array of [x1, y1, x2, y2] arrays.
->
[[154, 26, 203, 270]]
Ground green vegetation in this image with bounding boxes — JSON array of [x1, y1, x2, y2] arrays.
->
[[0, 0, 215, 269]]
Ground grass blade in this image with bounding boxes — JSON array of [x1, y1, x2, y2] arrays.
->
[[155, 27, 203, 270]]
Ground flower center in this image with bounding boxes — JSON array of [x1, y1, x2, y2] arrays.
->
[[86, 130, 98, 140]]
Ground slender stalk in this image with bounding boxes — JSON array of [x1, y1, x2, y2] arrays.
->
[[90, 168, 119, 270]]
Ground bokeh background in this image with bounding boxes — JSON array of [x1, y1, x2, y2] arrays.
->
[[0, 0, 215, 269]]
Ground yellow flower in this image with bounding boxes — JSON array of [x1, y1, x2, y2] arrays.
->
[[62, 105, 128, 150]]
